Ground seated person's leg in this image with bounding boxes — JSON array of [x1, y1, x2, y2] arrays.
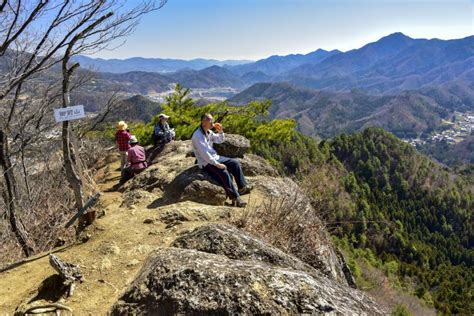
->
[[134, 168, 146, 175], [119, 166, 134, 185], [218, 156, 247, 190], [203, 163, 240, 199]]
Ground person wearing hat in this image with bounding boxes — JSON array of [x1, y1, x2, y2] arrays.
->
[[127, 135, 148, 174], [117, 135, 148, 186], [153, 113, 174, 146], [115, 121, 131, 170]]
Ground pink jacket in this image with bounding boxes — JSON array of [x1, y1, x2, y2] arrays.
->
[[127, 145, 147, 170]]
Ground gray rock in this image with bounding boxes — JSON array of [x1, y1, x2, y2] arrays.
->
[[172, 223, 319, 277], [110, 248, 385, 315], [165, 165, 226, 205], [214, 134, 250, 158], [120, 189, 158, 208], [121, 141, 195, 193], [122, 164, 227, 206], [239, 154, 279, 177], [181, 180, 227, 206], [119, 165, 167, 193]]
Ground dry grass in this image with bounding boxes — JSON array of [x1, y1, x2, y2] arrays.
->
[[231, 191, 332, 270], [0, 138, 112, 266]]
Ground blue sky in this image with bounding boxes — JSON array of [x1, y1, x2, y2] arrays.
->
[[93, 0, 473, 60]]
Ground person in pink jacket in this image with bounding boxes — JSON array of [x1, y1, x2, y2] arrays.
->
[[118, 136, 147, 186], [127, 136, 148, 174]]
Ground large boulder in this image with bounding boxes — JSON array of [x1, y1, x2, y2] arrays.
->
[[214, 133, 250, 158], [121, 141, 195, 192], [110, 248, 385, 315], [164, 165, 227, 205], [172, 223, 318, 277], [239, 153, 279, 177]]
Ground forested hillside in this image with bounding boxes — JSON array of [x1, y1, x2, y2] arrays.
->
[[229, 82, 474, 138], [326, 128, 473, 314]]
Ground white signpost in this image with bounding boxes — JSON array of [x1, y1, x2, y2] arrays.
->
[[54, 105, 85, 122]]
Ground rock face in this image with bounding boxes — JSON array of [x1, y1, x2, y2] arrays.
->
[[110, 247, 385, 315], [250, 176, 355, 286], [120, 138, 355, 287], [214, 133, 250, 158], [172, 223, 317, 276], [165, 165, 227, 205], [121, 141, 227, 205], [238, 153, 279, 177]]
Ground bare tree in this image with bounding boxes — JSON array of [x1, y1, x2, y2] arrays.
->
[[0, 0, 167, 257]]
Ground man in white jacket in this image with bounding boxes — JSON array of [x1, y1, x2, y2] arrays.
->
[[191, 113, 251, 207]]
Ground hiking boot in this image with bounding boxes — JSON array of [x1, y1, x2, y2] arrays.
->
[[238, 184, 253, 196], [232, 198, 247, 208]]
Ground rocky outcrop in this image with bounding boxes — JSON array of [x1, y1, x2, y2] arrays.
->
[[172, 223, 321, 277], [120, 189, 158, 208], [120, 139, 354, 287], [121, 141, 226, 205], [238, 153, 279, 177], [120, 139, 349, 279], [121, 140, 278, 206], [214, 133, 250, 158], [250, 176, 354, 286], [164, 165, 227, 205], [110, 247, 385, 315]]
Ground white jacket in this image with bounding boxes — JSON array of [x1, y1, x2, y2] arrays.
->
[[191, 127, 225, 168]]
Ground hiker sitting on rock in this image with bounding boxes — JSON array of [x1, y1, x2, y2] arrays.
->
[[119, 136, 147, 186], [128, 136, 148, 174], [191, 113, 251, 207], [148, 113, 176, 164], [153, 113, 175, 146], [115, 121, 131, 171]]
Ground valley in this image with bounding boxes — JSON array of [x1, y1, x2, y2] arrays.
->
[[1, 23, 473, 315]]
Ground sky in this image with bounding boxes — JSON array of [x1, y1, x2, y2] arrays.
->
[[92, 0, 474, 61]]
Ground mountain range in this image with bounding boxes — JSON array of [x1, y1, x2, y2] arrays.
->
[[229, 81, 474, 138], [71, 55, 252, 73], [77, 32, 473, 95], [280, 33, 474, 94], [4, 32, 472, 143]]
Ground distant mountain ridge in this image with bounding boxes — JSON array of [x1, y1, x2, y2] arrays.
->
[[72, 55, 253, 73], [226, 49, 341, 76], [93, 65, 246, 94], [74, 32, 474, 95], [280, 33, 474, 93], [229, 81, 474, 138]]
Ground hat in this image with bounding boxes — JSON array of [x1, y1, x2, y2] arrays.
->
[[116, 121, 128, 130], [159, 113, 170, 119], [129, 135, 139, 144]]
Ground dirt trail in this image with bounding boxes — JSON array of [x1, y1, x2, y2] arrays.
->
[[0, 160, 255, 315]]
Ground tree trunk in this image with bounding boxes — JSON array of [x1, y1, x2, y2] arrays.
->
[[61, 63, 84, 213], [0, 128, 34, 256]]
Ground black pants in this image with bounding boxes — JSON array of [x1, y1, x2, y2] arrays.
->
[[203, 156, 246, 199], [119, 167, 145, 185]]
